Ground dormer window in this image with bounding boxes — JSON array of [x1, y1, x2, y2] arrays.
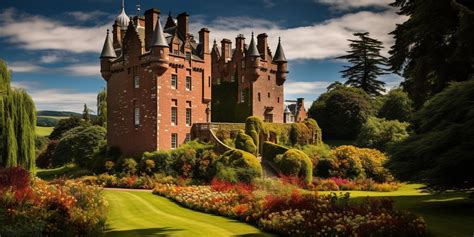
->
[[185, 52, 191, 61]]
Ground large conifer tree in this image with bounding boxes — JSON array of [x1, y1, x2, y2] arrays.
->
[[0, 59, 36, 171], [338, 32, 387, 96]]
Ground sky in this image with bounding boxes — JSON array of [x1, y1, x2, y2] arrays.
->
[[0, 0, 406, 113]]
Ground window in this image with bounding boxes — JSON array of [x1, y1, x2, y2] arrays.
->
[[173, 49, 179, 55], [258, 93, 261, 102], [241, 60, 245, 68], [186, 108, 192, 126], [185, 52, 191, 61], [171, 74, 177, 89], [208, 76, 211, 87], [134, 107, 140, 126], [240, 90, 245, 103], [241, 75, 245, 83], [160, 49, 164, 54], [278, 97, 280, 103], [171, 133, 178, 149], [268, 75, 271, 81], [186, 76, 192, 90], [171, 107, 177, 125], [264, 114, 273, 122], [231, 75, 236, 82], [217, 78, 221, 85], [134, 75, 140, 89], [185, 133, 191, 143], [268, 92, 271, 98]]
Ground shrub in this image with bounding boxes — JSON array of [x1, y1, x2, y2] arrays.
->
[[300, 144, 332, 175], [214, 149, 262, 183], [356, 116, 409, 151], [289, 122, 312, 145], [0, 167, 30, 191], [122, 158, 137, 175], [378, 88, 413, 122], [143, 150, 173, 175], [245, 116, 263, 153], [262, 141, 288, 163], [235, 130, 257, 154], [308, 87, 374, 140], [36, 140, 59, 169], [275, 149, 313, 184], [34, 136, 49, 158], [52, 126, 106, 168]]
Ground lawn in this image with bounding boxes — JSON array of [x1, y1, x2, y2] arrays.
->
[[104, 189, 272, 237], [35, 126, 54, 137], [320, 184, 474, 237]]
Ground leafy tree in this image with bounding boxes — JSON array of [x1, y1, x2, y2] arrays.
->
[[389, 0, 474, 108], [356, 116, 409, 151], [378, 89, 413, 122], [49, 117, 87, 140], [82, 103, 91, 122], [308, 87, 374, 140], [52, 125, 106, 168], [338, 32, 387, 96], [0, 60, 36, 172], [96, 88, 107, 127], [326, 81, 344, 92], [387, 80, 474, 191]]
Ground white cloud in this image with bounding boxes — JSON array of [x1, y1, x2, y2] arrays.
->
[[192, 9, 406, 60], [0, 8, 109, 53], [315, 0, 392, 10], [8, 62, 46, 73], [285, 81, 330, 94], [67, 10, 108, 22], [63, 64, 100, 76], [39, 54, 61, 64]]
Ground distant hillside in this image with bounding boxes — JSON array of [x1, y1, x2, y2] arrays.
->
[[37, 111, 82, 117]]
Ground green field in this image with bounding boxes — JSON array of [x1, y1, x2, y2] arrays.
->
[[35, 126, 54, 137], [320, 184, 474, 237], [36, 164, 92, 180], [104, 190, 272, 237]]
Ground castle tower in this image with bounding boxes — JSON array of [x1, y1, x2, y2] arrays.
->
[[99, 2, 211, 156], [211, 33, 288, 123]]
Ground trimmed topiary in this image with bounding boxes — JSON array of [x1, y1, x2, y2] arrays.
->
[[235, 130, 257, 154], [262, 141, 288, 163], [214, 149, 262, 183], [275, 149, 313, 184], [245, 116, 263, 154]]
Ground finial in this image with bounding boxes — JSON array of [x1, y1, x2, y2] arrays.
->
[[251, 32, 254, 38], [107, 29, 110, 34], [136, 4, 141, 16], [278, 37, 281, 43], [122, 0, 125, 9], [213, 39, 216, 44]]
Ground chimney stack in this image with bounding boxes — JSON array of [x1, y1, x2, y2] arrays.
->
[[112, 20, 122, 49], [145, 8, 160, 51], [199, 28, 210, 56], [221, 39, 232, 62], [177, 12, 189, 39], [257, 33, 269, 61], [236, 34, 245, 52]]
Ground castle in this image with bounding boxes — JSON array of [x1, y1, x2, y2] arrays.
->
[[100, 2, 306, 155]]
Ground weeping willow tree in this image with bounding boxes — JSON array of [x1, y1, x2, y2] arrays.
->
[[0, 59, 36, 172], [96, 88, 107, 128]]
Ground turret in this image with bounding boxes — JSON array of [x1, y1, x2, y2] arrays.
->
[[246, 32, 260, 80], [273, 37, 288, 85], [100, 29, 117, 81], [149, 16, 169, 74]]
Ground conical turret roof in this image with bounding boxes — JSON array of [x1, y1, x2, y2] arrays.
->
[[151, 18, 168, 47], [100, 29, 117, 58], [273, 37, 287, 62], [247, 32, 260, 57]]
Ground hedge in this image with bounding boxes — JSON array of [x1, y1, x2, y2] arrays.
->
[[245, 116, 263, 154], [275, 149, 313, 184], [214, 149, 262, 183], [235, 130, 257, 154], [262, 141, 289, 163]]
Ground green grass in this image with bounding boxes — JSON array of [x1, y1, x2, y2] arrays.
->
[[35, 126, 54, 137], [38, 115, 70, 120], [320, 184, 474, 237], [36, 164, 92, 180], [104, 190, 272, 237]]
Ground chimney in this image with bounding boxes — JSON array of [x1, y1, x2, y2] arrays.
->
[[112, 20, 122, 49], [199, 28, 210, 55], [221, 39, 232, 61], [257, 33, 269, 61], [235, 34, 245, 52], [177, 12, 189, 39], [145, 8, 160, 51]]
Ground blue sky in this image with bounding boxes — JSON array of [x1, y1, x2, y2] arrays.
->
[[0, 0, 405, 113]]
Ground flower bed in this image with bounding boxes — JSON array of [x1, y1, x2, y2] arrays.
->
[[311, 177, 400, 192], [153, 179, 427, 237], [0, 167, 107, 236]]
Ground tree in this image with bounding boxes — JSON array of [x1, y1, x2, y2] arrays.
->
[[82, 103, 91, 122], [49, 117, 87, 140], [356, 116, 409, 151], [96, 88, 107, 128], [378, 89, 413, 122], [387, 80, 474, 191], [0, 59, 36, 172], [308, 87, 374, 140], [389, 0, 474, 108], [338, 32, 387, 96], [326, 81, 344, 92], [52, 125, 106, 168]]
